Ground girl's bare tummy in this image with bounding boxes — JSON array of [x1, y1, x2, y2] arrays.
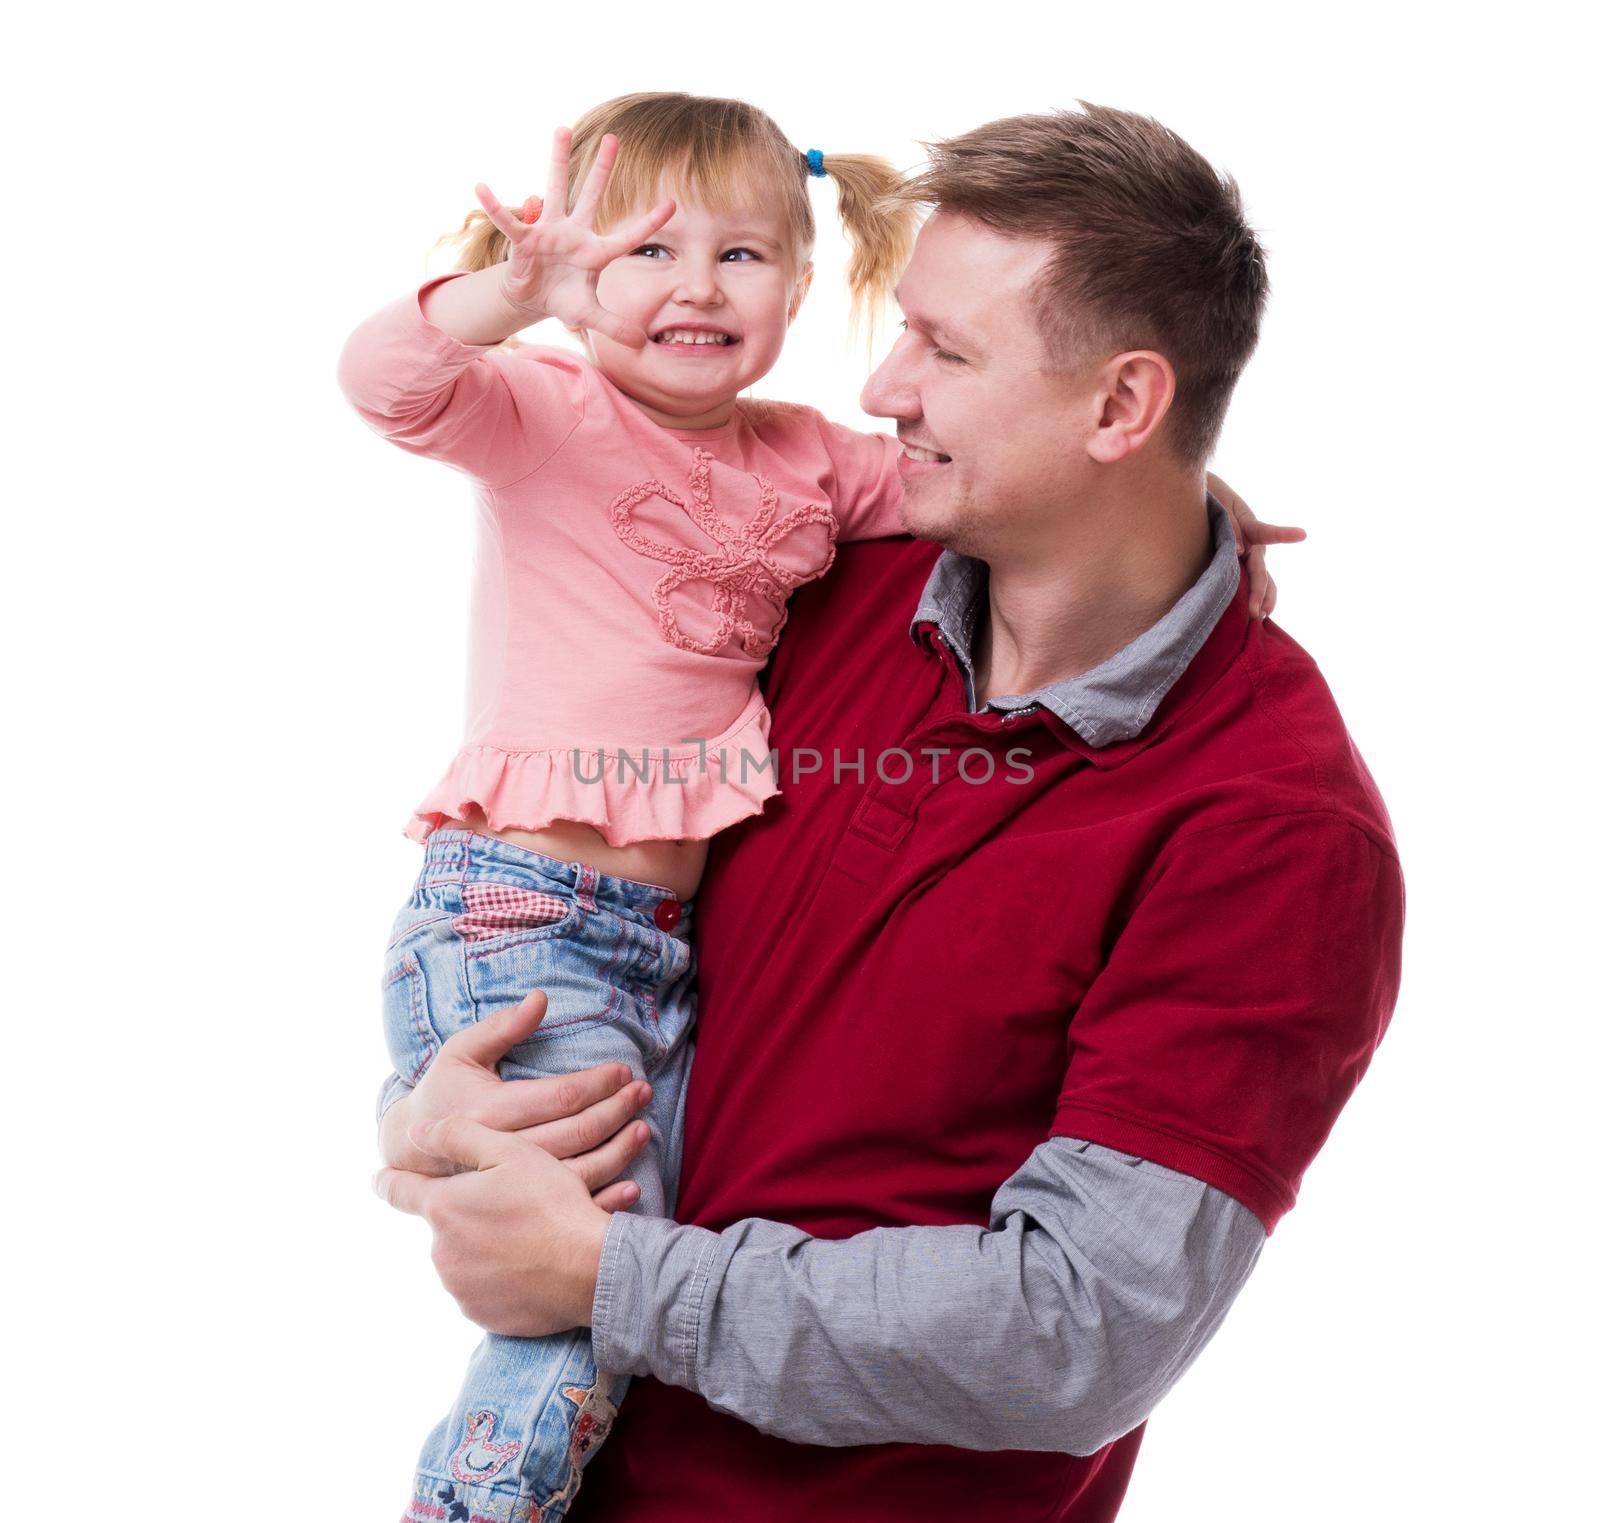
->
[[443, 810, 709, 902]]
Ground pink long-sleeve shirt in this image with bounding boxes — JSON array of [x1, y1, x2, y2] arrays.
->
[[337, 273, 907, 846]]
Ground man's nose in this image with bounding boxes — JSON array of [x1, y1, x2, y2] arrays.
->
[[860, 334, 917, 419]]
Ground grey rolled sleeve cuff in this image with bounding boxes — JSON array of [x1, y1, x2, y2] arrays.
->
[[592, 1213, 721, 1387], [590, 1136, 1265, 1453]]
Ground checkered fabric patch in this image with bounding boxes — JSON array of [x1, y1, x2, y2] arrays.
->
[[454, 881, 570, 941]]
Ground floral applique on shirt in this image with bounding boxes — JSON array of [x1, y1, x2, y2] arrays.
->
[[607, 447, 839, 658]]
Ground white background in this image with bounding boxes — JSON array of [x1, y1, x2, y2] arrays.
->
[[6, 2, 1594, 1517]]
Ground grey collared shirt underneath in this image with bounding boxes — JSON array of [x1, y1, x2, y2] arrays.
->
[[591, 497, 1265, 1454]]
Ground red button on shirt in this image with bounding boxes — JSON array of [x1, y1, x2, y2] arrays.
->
[[654, 899, 682, 932]]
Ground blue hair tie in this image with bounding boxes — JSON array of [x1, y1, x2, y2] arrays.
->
[[805, 148, 827, 178]]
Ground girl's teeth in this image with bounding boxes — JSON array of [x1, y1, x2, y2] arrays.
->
[[657, 330, 732, 345]]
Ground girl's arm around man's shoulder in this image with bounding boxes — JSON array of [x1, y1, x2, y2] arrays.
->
[[811, 411, 906, 542], [742, 399, 906, 543]]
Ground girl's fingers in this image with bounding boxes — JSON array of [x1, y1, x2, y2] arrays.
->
[[602, 198, 677, 258], [1263, 573, 1279, 618], [579, 298, 649, 350], [563, 1119, 652, 1193], [1245, 521, 1308, 546], [475, 182, 524, 243], [544, 125, 574, 220], [570, 131, 618, 226], [1246, 544, 1267, 617]]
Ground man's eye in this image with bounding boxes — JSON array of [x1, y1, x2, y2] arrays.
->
[[897, 320, 964, 365]]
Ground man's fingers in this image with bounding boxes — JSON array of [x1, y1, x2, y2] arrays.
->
[[592, 1181, 642, 1212], [517, 1079, 651, 1159], [373, 1166, 438, 1219], [410, 1114, 514, 1173], [563, 1119, 652, 1192], [445, 989, 549, 1068], [479, 1062, 636, 1132]]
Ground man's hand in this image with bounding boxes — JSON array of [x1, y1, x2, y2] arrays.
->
[[380, 989, 652, 1214], [1206, 472, 1307, 619], [375, 1116, 612, 1338]]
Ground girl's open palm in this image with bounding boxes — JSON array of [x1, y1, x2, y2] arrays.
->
[[475, 127, 675, 349]]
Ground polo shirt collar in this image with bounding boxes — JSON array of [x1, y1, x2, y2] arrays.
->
[[908, 493, 1241, 747]]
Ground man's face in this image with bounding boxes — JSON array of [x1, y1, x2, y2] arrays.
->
[[861, 212, 1089, 555]]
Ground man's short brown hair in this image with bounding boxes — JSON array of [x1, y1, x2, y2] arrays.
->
[[896, 103, 1269, 464]]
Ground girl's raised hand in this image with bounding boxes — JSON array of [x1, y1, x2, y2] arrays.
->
[[1206, 472, 1307, 620], [474, 128, 675, 349]]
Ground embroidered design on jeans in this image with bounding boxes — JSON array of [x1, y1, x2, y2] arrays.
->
[[562, 1374, 619, 1467], [426, 1480, 539, 1523], [448, 1409, 521, 1484], [434, 1481, 471, 1522], [608, 447, 838, 657]]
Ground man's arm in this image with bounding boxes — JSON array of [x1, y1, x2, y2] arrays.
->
[[390, 809, 1399, 1449], [590, 1135, 1264, 1454]]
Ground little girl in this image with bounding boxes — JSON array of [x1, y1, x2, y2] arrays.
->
[[338, 92, 919, 1523], [339, 91, 1284, 1523]]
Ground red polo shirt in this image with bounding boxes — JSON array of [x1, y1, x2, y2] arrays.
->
[[576, 535, 1404, 1521]]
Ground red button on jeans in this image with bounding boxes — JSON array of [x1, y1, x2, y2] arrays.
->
[[654, 899, 683, 932]]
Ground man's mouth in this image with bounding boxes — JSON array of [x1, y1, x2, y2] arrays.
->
[[650, 325, 740, 348], [902, 443, 952, 464]]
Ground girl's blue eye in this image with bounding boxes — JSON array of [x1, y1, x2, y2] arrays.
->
[[632, 244, 668, 258], [721, 248, 761, 262]]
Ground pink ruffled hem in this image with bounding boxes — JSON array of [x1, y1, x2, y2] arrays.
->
[[405, 694, 781, 848]]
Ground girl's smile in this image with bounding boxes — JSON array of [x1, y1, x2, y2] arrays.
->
[[587, 194, 810, 430], [648, 321, 742, 352]]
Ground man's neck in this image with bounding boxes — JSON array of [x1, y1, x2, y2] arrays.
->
[[971, 467, 1213, 708]]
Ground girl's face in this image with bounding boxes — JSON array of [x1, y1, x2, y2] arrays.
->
[[586, 191, 812, 430]]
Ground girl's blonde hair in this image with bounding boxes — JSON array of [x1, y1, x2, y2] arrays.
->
[[433, 92, 915, 344]]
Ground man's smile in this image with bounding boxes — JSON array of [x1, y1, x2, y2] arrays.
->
[[899, 436, 953, 478]]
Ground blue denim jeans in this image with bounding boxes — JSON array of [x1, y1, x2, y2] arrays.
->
[[380, 829, 697, 1523]]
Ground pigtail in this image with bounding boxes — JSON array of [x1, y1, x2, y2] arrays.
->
[[427, 201, 540, 350], [430, 205, 520, 273], [813, 153, 919, 346]]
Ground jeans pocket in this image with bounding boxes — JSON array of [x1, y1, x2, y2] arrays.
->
[[451, 880, 579, 944], [381, 945, 438, 1086]]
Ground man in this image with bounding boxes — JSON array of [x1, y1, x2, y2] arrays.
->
[[377, 103, 1404, 1521]]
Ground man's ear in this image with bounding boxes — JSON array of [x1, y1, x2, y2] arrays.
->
[[788, 262, 815, 325], [1086, 350, 1177, 465]]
